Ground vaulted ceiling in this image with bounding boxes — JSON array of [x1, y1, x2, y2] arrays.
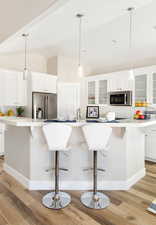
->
[[0, 0, 60, 43], [0, 0, 155, 74]]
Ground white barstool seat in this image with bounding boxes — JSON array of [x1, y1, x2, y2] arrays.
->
[[42, 123, 72, 209], [81, 124, 112, 209]]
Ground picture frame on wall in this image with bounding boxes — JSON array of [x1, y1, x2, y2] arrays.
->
[[86, 106, 99, 119]]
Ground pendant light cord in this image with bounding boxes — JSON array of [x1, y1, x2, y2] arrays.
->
[[22, 34, 29, 71], [25, 35, 27, 70], [128, 7, 134, 71], [78, 16, 82, 66], [76, 14, 84, 67], [129, 8, 133, 49]]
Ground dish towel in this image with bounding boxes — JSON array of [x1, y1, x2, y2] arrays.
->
[[147, 199, 156, 214]]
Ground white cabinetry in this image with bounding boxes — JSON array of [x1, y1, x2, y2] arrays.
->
[[87, 78, 108, 105], [134, 74, 148, 102], [99, 80, 108, 104], [145, 126, 156, 162], [4, 70, 26, 106], [0, 72, 5, 105], [151, 72, 156, 105], [58, 83, 80, 119], [88, 81, 96, 104], [108, 76, 132, 92], [0, 123, 5, 156], [31, 72, 57, 93]]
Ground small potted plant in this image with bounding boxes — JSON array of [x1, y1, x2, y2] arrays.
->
[[16, 107, 24, 117]]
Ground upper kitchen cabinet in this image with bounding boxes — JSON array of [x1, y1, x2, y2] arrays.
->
[[134, 74, 148, 102], [151, 73, 156, 105], [87, 77, 108, 105], [98, 80, 108, 105], [31, 72, 57, 93], [108, 76, 133, 92], [4, 70, 26, 106], [87, 81, 96, 104], [58, 83, 80, 119]]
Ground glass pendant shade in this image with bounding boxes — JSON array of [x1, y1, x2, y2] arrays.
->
[[78, 64, 84, 78], [76, 14, 84, 78], [23, 68, 28, 80], [128, 69, 134, 81]]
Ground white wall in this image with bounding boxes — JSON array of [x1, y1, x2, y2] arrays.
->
[[0, 52, 47, 73]]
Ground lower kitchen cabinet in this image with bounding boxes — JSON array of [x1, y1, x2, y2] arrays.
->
[[145, 129, 156, 162], [0, 124, 5, 156]]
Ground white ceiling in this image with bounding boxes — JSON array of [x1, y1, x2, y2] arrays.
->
[[0, 0, 155, 74], [0, 0, 60, 43]]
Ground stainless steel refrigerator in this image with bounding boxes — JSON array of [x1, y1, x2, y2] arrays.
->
[[32, 92, 57, 119]]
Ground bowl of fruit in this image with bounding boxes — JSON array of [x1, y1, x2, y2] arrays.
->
[[134, 110, 145, 120]]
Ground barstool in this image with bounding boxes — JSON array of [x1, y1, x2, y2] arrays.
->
[[42, 123, 72, 209], [81, 124, 112, 209]]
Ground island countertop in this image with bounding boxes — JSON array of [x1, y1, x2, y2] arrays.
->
[[1, 116, 156, 128]]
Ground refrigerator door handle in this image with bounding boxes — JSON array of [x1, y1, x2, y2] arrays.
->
[[46, 96, 49, 119], [43, 96, 46, 119]]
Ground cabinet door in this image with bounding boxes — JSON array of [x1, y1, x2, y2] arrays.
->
[[88, 81, 96, 104], [145, 132, 156, 161], [58, 84, 80, 119], [0, 132, 4, 156], [31, 73, 57, 93], [99, 80, 108, 105], [135, 74, 147, 102], [4, 71, 18, 106], [0, 72, 5, 105], [45, 75, 57, 93], [31, 73, 45, 92], [109, 77, 132, 92], [152, 73, 156, 104], [17, 73, 27, 106]]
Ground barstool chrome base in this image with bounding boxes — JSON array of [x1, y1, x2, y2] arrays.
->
[[81, 191, 110, 209], [42, 192, 71, 209]]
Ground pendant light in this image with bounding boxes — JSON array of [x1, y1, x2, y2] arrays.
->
[[76, 14, 84, 77], [127, 7, 135, 81], [22, 33, 29, 80]]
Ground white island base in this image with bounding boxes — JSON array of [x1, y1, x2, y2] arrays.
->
[[3, 122, 145, 191]]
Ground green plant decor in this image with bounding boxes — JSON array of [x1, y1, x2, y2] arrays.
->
[[16, 107, 24, 117]]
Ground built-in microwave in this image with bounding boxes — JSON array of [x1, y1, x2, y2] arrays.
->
[[109, 91, 132, 106]]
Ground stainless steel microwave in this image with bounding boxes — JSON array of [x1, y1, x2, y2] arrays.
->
[[109, 91, 132, 106]]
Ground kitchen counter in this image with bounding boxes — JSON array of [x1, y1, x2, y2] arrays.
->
[[1, 116, 156, 127], [2, 116, 156, 191]]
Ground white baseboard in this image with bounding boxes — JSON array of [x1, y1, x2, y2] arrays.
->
[[3, 163, 145, 191], [4, 163, 29, 188], [145, 157, 156, 163]]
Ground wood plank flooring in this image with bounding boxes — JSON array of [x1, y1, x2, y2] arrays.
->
[[0, 157, 155, 225]]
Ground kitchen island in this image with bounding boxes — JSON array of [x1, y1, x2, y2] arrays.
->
[[1, 117, 155, 191]]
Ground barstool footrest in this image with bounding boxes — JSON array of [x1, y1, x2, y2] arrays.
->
[[45, 168, 69, 172], [83, 168, 105, 172]]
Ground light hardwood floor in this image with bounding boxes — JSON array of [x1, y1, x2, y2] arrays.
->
[[0, 156, 155, 225]]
